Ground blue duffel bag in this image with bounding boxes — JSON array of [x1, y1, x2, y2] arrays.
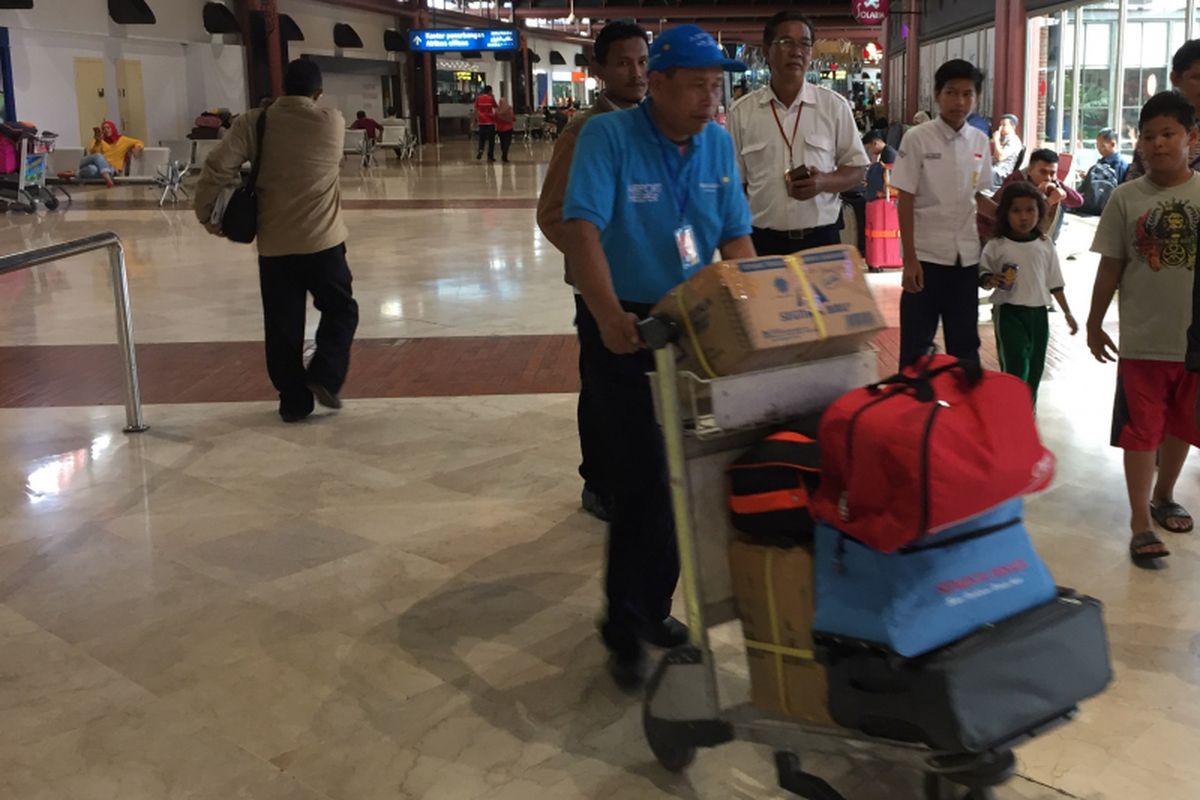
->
[[813, 498, 1057, 657]]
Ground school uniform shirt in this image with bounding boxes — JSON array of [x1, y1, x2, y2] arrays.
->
[[562, 102, 753, 305], [727, 83, 869, 232], [1091, 173, 1200, 362], [980, 236, 1063, 307], [890, 117, 992, 267]]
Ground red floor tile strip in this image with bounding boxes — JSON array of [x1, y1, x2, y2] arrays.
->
[[67, 198, 539, 211], [0, 331, 1011, 408]]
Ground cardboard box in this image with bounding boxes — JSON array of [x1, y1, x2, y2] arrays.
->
[[652, 245, 885, 377], [729, 539, 834, 725]]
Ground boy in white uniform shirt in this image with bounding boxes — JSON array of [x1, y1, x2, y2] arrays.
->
[[891, 59, 993, 367]]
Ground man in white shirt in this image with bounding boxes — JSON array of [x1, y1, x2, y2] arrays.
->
[[728, 12, 869, 255], [891, 59, 993, 367], [990, 113, 1023, 187]]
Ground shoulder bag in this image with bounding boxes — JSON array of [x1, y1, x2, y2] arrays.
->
[[222, 109, 267, 244]]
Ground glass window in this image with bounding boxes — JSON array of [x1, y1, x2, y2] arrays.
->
[[1083, 18, 1111, 67], [1121, 1, 1187, 155]]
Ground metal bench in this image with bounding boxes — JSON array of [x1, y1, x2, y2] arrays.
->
[[46, 146, 188, 206]]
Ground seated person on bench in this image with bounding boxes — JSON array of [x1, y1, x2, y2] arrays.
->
[[350, 110, 383, 143], [76, 120, 144, 187]]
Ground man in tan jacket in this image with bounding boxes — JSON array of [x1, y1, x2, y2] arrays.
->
[[195, 59, 358, 423], [537, 21, 650, 522]]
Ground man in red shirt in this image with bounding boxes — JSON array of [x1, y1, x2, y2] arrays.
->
[[350, 110, 383, 142], [474, 85, 498, 162]]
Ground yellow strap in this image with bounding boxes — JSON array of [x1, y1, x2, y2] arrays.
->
[[784, 256, 828, 341], [745, 638, 816, 661], [762, 549, 792, 715], [674, 288, 720, 379]]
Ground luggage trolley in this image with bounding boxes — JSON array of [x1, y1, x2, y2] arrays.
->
[[1, 133, 61, 213], [637, 318, 1066, 800]]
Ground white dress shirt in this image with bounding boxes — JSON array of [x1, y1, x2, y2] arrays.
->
[[890, 117, 992, 267], [728, 83, 869, 232]]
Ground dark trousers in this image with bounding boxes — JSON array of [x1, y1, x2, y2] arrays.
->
[[576, 299, 679, 659], [257, 243, 359, 416], [574, 294, 612, 495], [898, 261, 981, 368], [751, 224, 841, 256], [477, 124, 496, 160], [498, 130, 513, 161]]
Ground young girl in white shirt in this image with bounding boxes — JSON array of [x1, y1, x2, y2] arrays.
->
[[980, 181, 1078, 406]]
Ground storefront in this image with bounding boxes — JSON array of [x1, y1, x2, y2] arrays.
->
[[1026, 0, 1198, 174]]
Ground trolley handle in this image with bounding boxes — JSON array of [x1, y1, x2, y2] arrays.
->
[[637, 315, 680, 350]]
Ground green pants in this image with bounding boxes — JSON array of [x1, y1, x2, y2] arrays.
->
[[994, 304, 1049, 406]]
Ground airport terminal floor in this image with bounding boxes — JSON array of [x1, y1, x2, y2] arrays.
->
[[0, 138, 1197, 800]]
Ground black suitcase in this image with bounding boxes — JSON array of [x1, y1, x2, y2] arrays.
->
[[819, 591, 1111, 753]]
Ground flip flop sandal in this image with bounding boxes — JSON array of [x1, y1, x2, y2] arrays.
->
[[1130, 531, 1170, 569], [1150, 501, 1194, 533]]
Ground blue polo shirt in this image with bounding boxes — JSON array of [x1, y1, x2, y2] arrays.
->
[[562, 101, 752, 305]]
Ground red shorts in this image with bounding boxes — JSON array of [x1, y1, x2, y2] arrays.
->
[[1111, 359, 1200, 451]]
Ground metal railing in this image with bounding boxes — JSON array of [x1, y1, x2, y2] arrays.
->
[[0, 232, 147, 433]]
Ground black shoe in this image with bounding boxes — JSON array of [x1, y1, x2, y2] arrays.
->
[[476, 152, 483, 160], [306, 382, 343, 410], [488, 157, 497, 162], [607, 651, 645, 692], [280, 410, 310, 423], [640, 616, 689, 649], [581, 486, 612, 522]]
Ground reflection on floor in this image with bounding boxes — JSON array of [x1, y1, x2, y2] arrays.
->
[[0, 142, 1192, 799]]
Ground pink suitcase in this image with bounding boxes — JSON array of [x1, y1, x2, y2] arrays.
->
[[865, 166, 902, 270]]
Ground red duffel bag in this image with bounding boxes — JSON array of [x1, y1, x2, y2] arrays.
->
[[810, 355, 1055, 552]]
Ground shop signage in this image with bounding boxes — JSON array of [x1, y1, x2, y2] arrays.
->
[[852, 0, 888, 25], [409, 29, 518, 52]]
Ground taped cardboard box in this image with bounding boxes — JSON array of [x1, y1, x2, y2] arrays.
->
[[651, 245, 884, 377], [729, 539, 834, 725]]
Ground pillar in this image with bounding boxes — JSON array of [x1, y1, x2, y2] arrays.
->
[[234, 0, 284, 104], [905, 0, 920, 119], [992, 0, 1027, 125]]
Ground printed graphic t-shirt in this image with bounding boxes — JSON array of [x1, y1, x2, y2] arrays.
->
[[1091, 173, 1200, 361]]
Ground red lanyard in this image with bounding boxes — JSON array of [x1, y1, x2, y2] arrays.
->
[[769, 98, 803, 168]]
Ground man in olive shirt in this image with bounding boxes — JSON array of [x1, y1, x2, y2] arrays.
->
[[538, 21, 650, 522], [195, 59, 358, 424]]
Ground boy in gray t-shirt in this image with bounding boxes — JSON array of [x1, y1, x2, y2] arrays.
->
[[1087, 91, 1200, 568]]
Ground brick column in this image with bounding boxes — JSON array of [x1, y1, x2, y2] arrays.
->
[[992, 0, 1027, 126], [905, 0, 920, 119]]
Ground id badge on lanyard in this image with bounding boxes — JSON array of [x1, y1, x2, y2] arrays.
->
[[675, 224, 701, 268], [648, 105, 699, 270]]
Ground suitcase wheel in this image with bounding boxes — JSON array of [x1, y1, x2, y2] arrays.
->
[[923, 773, 999, 800], [642, 706, 697, 773]]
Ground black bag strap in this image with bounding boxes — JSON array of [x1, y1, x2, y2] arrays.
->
[[869, 358, 983, 403], [246, 108, 268, 193]]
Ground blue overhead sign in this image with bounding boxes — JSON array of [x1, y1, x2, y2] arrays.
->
[[409, 29, 518, 52]]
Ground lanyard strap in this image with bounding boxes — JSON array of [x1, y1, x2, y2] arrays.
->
[[769, 98, 803, 168], [642, 103, 693, 221]]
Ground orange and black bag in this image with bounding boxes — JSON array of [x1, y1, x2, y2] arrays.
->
[[727, 421, 822, 545]]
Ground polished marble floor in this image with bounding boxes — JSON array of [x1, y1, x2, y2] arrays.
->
[[0, 141, 1193, 799]]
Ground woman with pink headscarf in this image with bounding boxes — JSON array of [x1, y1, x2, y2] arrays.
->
[[77, 120, 144, 187]]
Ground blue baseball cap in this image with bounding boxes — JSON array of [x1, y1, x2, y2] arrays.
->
[[648, 25, 747, 74]]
